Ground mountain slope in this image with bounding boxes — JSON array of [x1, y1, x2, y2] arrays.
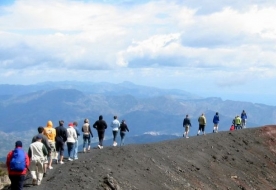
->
[[21, 125, 276, 190]]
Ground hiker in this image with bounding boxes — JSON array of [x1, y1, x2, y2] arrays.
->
[[55, 120, 67, 164], [93, 115, 108, 149], [119, 120, 129, 146], [6, 141, 30, 190], [110, 115, 120, 146], [213, 112, 220, 133], [73, 121, 80, 160], [197, 113, 207, 136], [241, 110, 247, 129], [31, 126, 51, 177], [43, 120, 56, 169], [232, 116, 237, 130], [67, 123, 77, 161], [235, 115, 242, 130], [183, 114, 192, 138], [28, 134, 48, 186], [82, 118, 93, 152]]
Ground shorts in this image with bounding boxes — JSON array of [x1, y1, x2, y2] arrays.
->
[[48, 141, 57, 159], [56, 140, 65, 155], [185, 125, 190, 132]]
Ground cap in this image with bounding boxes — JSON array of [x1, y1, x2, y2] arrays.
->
[[15, 141, 23, 147], [68, 123, 73, 127]]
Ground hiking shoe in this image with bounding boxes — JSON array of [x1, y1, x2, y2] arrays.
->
[[186, 136, 189, 138], [98, 145, 101, 149], [68, 158, 73, 161], [197, 134, 199, 136], [48, 166, 53, 169], [32, 179, 37, 185], [60, 161, 64, 164], [43, 173, 47, 177], [74, 158, 78, 160], [114, 142, 117, 146]]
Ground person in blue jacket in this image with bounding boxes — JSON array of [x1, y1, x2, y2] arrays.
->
[[213, 112, 220, 133], [241, 110, 247, 129]]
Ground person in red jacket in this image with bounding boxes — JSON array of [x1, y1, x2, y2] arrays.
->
[[6, 141, 30, 190]]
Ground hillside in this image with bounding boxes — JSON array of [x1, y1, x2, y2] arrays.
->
[[14, 125, 276, 190]]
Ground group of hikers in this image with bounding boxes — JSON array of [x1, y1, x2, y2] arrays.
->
[[5, 115, 129, 190], [182, 110, 248, 138]]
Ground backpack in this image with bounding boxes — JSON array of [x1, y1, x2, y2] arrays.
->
[[10, 148, 26, 171]]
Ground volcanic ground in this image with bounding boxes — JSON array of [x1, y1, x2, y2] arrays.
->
[[11, 125, 276, 190]]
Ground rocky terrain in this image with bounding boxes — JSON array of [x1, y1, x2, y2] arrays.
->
[[4, 125, 276, 190]]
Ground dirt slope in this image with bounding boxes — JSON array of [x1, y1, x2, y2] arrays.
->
[[21, 125, 276, 190]]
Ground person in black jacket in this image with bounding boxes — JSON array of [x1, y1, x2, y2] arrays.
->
[[93, 115, 107, 149], [183, 115, 192, 138], [55, 120, 67, 164], [119, 120, 129, 146]]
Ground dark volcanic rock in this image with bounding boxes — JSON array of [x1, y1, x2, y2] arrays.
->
[[21, 125, 276, 190]]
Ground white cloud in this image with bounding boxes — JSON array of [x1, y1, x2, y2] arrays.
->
[[0, 0, 276, 105]]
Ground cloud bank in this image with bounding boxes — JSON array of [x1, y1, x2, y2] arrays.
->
[[0, 0, 276, 105]]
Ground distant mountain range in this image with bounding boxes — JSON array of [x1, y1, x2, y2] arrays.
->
[[0, 81, 275, 157]]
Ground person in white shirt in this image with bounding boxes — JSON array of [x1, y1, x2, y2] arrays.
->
[[28, 134, 48, 186], [110, 115, 120, 146], [67, 123, 77, 161]]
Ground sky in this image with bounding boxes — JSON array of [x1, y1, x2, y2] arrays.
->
[[0, 0, 276, 106]]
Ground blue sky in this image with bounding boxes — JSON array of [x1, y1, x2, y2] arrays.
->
[[0, 0, 276, 105]]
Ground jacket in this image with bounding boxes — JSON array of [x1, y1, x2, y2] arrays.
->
[[55, 125, 68, 142], [28, 141, 48, 161], [82, 123, 93, 136], [235, 116, 242, 125], [183, 118, 191, 127], [119, 123, 129, 132], [110, 119, 120, 131], [241, 112, 247, 120], [43, 121, 56, 142], [198, 115, 206, 125], [67, 126, 77, 143], [213, 115, 219, 124], [93, 120, 107, 131], [6, 147, 30, 175]]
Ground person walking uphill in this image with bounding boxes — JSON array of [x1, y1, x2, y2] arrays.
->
[[93, 115, 107, 149], [197, 113, 207, 136], [119, 120, 129, 146], [213, 112, 220, 133], [110, 115, 120, 146], [82, 119, 93, 153], [73, 121, 80, 160], [6, 141, 30, 190], [241, 110, 247, 129], [235, 115, 242, 130], [55, 120, 67, 164], [28, 135, 48, 186], [67, 123, 77, 161], [31, 127, 51, 177], [183, 115, 192, 138], [43, 120, 56, 170]]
